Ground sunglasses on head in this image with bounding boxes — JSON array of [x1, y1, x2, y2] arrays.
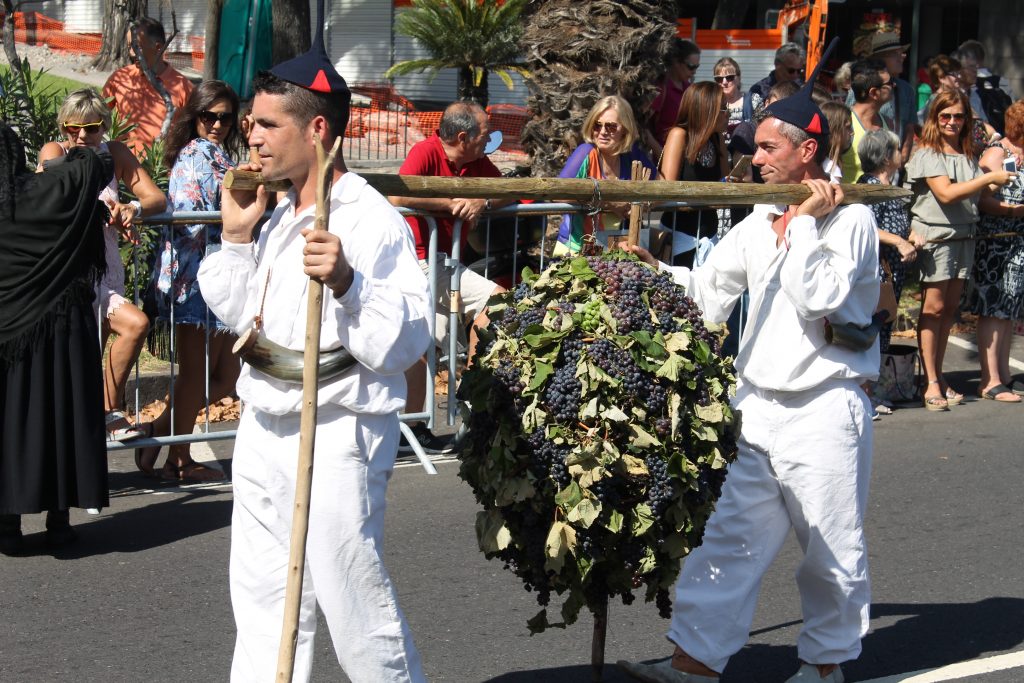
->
[[714, 74, 737, 83], [64, 121, 103, 134], [198, 110, 236, 126], [593, 121, 620, 135], [938, 112, 966, 123]]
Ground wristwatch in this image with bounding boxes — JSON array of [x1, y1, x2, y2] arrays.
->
[[129, 200, 143, 215]]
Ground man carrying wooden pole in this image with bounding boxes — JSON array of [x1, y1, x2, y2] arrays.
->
[[196, 5, 430, 679]]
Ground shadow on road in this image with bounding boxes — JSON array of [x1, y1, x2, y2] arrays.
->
[[484, 663, 637, 682], [725, 597, 1024, 681], [40, 471, 234, 559]]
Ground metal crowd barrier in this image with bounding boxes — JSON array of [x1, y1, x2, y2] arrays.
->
[[107, 201, 743, 475]]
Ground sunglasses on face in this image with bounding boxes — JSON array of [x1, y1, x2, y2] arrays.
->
[[685, 62, 701, 70], [784, 66, 805, 75], [714, 74, 737, 83], [593, 121, 620, 135], [64, 122, 103, 134], [198, 110, 236, 126], [938, 112, 966, 123]]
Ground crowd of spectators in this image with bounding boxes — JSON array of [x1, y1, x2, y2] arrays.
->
[[3, 18, 1023, 546]]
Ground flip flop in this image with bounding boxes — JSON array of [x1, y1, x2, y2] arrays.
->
[[1011, 379, 1024, 397], [979, 384, 1022, 403]]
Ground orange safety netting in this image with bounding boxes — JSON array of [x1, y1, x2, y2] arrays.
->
[[1, 11, 206, 71], [346, 82, 529, 159]]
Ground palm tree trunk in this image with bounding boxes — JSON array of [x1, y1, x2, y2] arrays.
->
[[520, 0, 677, 178], [457, 66, 489, 107]]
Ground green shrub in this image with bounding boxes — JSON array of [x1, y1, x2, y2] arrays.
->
[[0, 60, 64, 167]]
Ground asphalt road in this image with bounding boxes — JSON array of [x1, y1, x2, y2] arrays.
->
[[2, 333, 1023, 683]]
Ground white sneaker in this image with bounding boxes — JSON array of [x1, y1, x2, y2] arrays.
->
[[616, 658, 719, 683], [784, 663, 845, 683]]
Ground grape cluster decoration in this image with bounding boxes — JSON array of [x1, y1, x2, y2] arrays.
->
[[457, 251, 740, 634]]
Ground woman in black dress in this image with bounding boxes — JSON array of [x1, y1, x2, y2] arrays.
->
[[0, 122, 111, 554]]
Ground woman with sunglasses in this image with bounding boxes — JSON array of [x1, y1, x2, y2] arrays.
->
[[138, 80, 243, 481], [554, 95, 655, 254], [658, 82, 730, 266], [713, 58, 744, 143], [37, 88, 166, 444], [905, 88, 1015, 411]]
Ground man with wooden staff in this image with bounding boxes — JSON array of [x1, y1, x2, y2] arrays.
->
[[619, 40, 879, 683], [196, 31, 430, 683]]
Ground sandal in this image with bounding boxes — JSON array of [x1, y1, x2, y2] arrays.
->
[[978, 384, 1022, 403], [132, 423, 160, 477], [923, 380, 949, 411], [1011, 378, 1024, 397], [943, 386, 964, 406], [161, 461, 227, 483], [106, 410, 144, 442]]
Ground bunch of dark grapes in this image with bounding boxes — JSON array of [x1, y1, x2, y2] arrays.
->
[[545, 336, 583, 422], [645, 454, 673, 518], [656, 587, 673, 618], [526, 429, 571, 488]]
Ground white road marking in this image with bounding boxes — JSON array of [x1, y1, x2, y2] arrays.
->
[[859, 649, 1024, 683], [947, 335, 1024, 372]]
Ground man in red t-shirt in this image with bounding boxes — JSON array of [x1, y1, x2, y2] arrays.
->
[[390, 101, 511, 453]]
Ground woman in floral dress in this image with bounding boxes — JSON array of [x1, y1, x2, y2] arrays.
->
[[140, 81, 243, 481], [966, 100, 1024, 402]]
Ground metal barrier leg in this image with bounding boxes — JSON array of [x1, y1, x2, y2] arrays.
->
[[398, 421, 438, 475]]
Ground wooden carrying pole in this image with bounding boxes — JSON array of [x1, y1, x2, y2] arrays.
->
[[224, 169, 910, 206], [275, 133, 341, 682]]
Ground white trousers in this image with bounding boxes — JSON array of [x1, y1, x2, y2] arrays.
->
[[229, 405, 425, 683], [668, 379, 873, 673]]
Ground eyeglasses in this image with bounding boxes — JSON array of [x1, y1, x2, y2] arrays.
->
[[714, 74, 737, 84], [593, 121, 620, 135], [938, 112, 966, 123], [685, 62, 701, 70], [198, 110, 236, 126], [64, 121, 103, 134]]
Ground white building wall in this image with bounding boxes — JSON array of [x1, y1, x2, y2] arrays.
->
[[325, 0, 393, 85]]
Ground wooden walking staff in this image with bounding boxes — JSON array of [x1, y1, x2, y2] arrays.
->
[[275, 132, 342, 682]]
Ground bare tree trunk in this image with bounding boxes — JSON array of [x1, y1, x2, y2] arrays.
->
[[711, 0, 752, 29], [92, 0, 146, 71], [203, 0, 224, 80], [272, 0, 310, 64], [1, 0, 24, 72]]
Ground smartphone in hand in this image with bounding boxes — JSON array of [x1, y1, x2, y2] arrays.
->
[[1004, 156, 1018, 174], [729, 155, 753, 181]]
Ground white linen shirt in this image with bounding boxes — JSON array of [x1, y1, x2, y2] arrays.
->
[[197, 172, 431, 416], [666, 203, 881, 392]]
